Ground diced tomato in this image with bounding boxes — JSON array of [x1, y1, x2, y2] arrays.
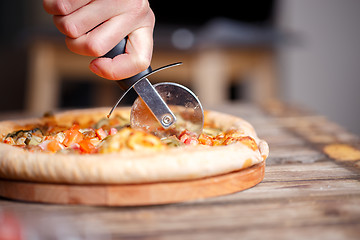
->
[[69, 143, 80, 150], [3, 137, 15, 145], [44, 135, 55, 141], [178, 130, 197, 139], [109, 128, 118, 135], [38, 139, 64, 153], [62, 125, 84, 147], [95, 128, 107, 140], [198, 134, 214, 146], [69, 124, 80, 131], [78, 138, 96, 154], [179, 130, 199, 146], [47, 140, 64, 153], [89, 137, 101, 146], [183, 137, 199, 145]]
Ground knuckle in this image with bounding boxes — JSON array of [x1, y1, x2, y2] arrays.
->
[[147, 9, 155, 27], [85, 39, 105, 57], [56, 0, 70, 15], [45, 0, 71, 15], [43, 0, 52, 13], [131, 0, 150, 19], [55, 16, 79, 38]]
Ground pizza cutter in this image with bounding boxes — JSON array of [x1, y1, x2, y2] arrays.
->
[[103, 37, 204, 137]]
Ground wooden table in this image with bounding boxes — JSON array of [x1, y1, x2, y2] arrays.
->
[[1, 101, 360, 239]]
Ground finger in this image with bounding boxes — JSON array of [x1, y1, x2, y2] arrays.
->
[[63, 0, 154, 56], [43, 0, 91, 15], [53, 0, 124, 39], [64, 13, 139, 57], [89, 26, 154, 80]]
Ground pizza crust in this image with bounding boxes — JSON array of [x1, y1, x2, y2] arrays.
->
[[0, 108, 269, 184]]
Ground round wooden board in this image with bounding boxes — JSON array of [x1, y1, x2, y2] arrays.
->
[[0, 162, 264, 206]]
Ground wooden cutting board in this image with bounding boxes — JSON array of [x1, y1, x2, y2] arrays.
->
[[0, 162, 264, 206]]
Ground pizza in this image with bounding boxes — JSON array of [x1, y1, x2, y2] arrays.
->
[[0, 108, 269, 184]]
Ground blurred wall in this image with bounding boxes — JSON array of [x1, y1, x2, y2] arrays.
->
[[0, 0, 54, 112], [276, 0, 360, 135], [0, 0, 275, 114]]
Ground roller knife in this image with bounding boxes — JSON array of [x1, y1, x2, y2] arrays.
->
[[103, 37, 204, 137], [103, 37, 176, 129]]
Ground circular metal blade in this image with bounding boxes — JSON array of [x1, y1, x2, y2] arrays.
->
[[130, 82, 204, 138]]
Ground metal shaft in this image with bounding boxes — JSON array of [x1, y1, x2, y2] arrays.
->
[[133, 78, 176, 128]]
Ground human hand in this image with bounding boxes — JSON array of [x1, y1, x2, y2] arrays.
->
[[43, 0, 155, 80]]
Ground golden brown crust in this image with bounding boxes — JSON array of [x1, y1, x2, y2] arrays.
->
[[0, 108, 268, 184]]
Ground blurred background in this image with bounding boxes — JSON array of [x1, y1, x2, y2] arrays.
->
[[0, 0, 359, 135]]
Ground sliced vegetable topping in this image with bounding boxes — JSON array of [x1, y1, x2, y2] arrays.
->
[[1, 113, 258, 154]]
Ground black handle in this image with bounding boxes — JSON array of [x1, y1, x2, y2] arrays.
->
[[102, 37, 152, 91]]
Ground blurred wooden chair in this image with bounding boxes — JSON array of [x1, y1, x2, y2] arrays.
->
[[152, 46, 277, 107], [26, 38, 114, 114], [26, 38, 277, 114]]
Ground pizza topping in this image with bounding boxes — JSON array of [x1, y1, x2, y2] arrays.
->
[[80, 128, 97, 139], [236, 136, 258, 151], [5, 128, 44, 146], [202, 127, 222, 137], [39, 139, 65, 153], [198, 134, 214, 146], [98, 128, 166, 153], [109, 128, 118, 135], [3, 137, 15, 145], [62, 125, 84, 147], [160, 136, 184, 147], [94, 128, 106, 140], [93, 116, 129, 130], [178, 130, 199, 146], [53, 132, 66, 143], [212, 130, 258, 150], [78, 138, 97, 154], [1, 113, 260, 154]]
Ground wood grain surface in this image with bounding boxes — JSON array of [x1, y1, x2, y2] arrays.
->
[[0, 101, 359, 240], [0, 162, 265, 206]]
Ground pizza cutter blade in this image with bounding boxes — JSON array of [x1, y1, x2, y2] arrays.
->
[[103, 38, 204, 137], [131, 82, 204, 138], [103, 38, 176, 129]]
